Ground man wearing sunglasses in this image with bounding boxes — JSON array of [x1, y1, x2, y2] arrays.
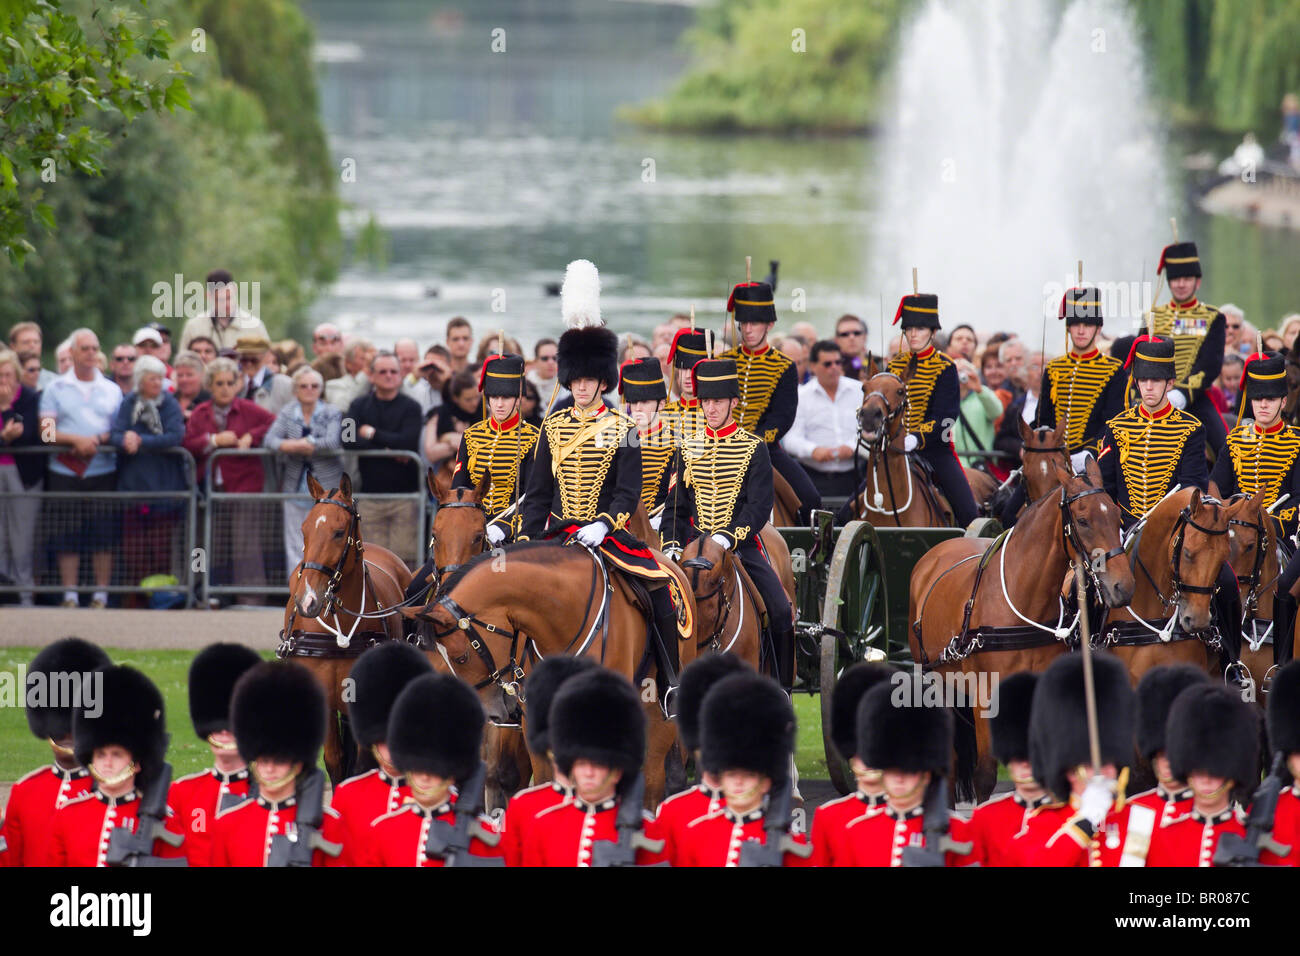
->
[[835, 314, 871, 381], [782, 340, 863, 498], [235, 336, 293, 415]]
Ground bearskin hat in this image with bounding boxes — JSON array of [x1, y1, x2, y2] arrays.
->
[[1267, 660, 1300, 758], [549, 668, 645, 783], [188, 643, 262, 740], [856, 677, 952, 776], [231, 662, 327, 767], [829, 662, 896, 762], [1029, 652, 1134, 803], [676, 653, 748, 755], [1136, 664, 1209, 762], [73, 666, 168, 785], [1157, 241, 1202, 280], [347, 641, 434, 749], [699, 672, 794, 784], [556, 259, 618, 389], [990, 671, 1038, 766], [522, 655, 598, 757], [386, 673, 484, 782], [25, 637, 111, 741], [1167, 684, 1260, 788]]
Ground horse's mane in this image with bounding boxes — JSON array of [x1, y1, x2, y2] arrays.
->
[[438, 539, 573, 593]]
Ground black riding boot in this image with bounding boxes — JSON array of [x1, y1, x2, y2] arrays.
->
[[770, 616, 796, 692], [1274, 593, 1297, 667], [650, 586, 682, 686], [1214, 562, 1244, 681]]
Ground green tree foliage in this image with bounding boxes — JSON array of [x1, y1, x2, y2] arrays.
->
[[622, 0, 909, 133]]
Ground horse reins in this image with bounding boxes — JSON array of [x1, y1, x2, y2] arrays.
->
[[428, 498, 489, 588], [857, 381, 913, 524], [683, 554, 744, 653]]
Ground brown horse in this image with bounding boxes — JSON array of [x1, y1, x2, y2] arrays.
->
[[282, 473, 415, 785], [909, 458, 1134, 799], [1019, 418, 1071, 502], [1099, 488, 1231, 687], [1221, 489, 1288, 706], [772, 470, 800, 527], [402, 540, 697, 807]]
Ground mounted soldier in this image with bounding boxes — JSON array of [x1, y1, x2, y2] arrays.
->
[[885, 291, 979, 527], [619, 356, 674, 532], [1147, 239, 1229, 454], [169, 642, 261, 866], [721, 276, 821, 522], [664, 328, 708, 442], [661, 358, 795, 691], [519, 259, 682, 682]]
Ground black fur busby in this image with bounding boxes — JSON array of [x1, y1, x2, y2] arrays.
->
[[231, 662, 327, 767], [669, 329, 709, 370], [692, 358, 740, 400], [188, 643, 262, 740], [676, 653, 747, 754], [1241, 353, 1288, 402], [856, 677, 952, 776], [1167, 684, 1259, 788], [522, 655, 598, 756], [1158, 241, 1202, 280], [479, 353, 526, 398], [1124, 335, 1176, 381], [618, 357, 668, 404], [347, 641, 434, 749], [549, 668, 645, 783], [1060, 286, 1104, 327], [830, 663, 896, 762], [557, 258, 618, 390], [1136, 664, 1209, 762], [1029, 651, 1135, 803], [1267, 660, 1300, 759], [25, 637, 111, 740], [73, 666, 168, 785], [386, 673, 484, 782], [892, 293, 940, 331], [990, 671, 1038, 766], [728, 281, 777, 325], [699, 672, 794, 784]]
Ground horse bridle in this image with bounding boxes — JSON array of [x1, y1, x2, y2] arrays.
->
[[296, 496, 362, 613], [1059, 484, 1124, 592], [1227, 501, 1270, 620], [1134, 504, 1229, 609], [857, 377, 909, 451], [683, 554, 738, 652], [428, 499, 489, 587]]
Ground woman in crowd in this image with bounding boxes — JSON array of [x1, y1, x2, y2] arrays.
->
[[1280, 314, 1300, 353], [264, 365, 343, 576], [110, 355, 187, 600], [979, 347, 1011, 418], [18, 351, 42, 393], [0, 349, 43, 605], [172, 350, 210, 422]]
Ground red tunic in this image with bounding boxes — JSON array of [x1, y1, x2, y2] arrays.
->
[[522, 796, 667, 867], [655, 783, 723, 867], [811, 792, 883, 867], [1146, 807, 1246, 867], [168, 767, 250, 867], [364, 798, 503, 867], [49, 788, 185, 867], [1260, 786, 1299, 866], [1110, 786, 1193, 866], [503, 782, 572, 868], [842, 804, 974, 867], [676, 805, 812, 867], [209, 794, 343, 867], [1009, 800, 1130, 867], [327, 769, 409, 867], [1, 765, 91, 867], [966, 792, 1052, 867]]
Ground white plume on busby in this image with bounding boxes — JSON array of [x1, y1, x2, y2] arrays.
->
[[561, 259, 602, 329], [556, 258, 618, 389]]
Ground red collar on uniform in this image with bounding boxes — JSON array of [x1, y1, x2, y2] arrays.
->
[[1170, 297, 1199, 311], [914, 345, 936, 360], [1255, 419, 1286, 436], [677, 397, 699, 408], [1069, 348, 1100, 361], [488, 412, 521, 432], [572, 404, 607, 421], [639, 420, 666, 440], [741, 343, 770, 357], [1137, 400, 1173, 421], [704, 421, 739, 439]]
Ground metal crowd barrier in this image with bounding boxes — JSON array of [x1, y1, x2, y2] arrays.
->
[[201, 448, 428, 605], [0, 446, 198, 607]]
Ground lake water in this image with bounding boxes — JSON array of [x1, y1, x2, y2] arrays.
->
[[304, 0, 1300, 352]]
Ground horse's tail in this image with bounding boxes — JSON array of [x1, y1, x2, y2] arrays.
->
[[951, 702, 977, 805]]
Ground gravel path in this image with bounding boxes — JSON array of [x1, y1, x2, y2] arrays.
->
[[0, 608, 285, 650]]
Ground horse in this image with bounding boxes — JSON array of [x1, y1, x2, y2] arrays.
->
[[1221, 489, 1288, 707], [401, 540, 698, 808], [847, 371, 992, 526], [988, 419, 1070, 525], [1099, 487, 1232, 687], [772, 470, 800, 527], [282, 473, 415, 785], [909, 457, 1134, 800]]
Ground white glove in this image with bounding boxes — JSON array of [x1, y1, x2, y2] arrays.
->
[[1070, 451, 1091, 474], [903, 434, 919, 453], [649, 514, 662, 531], [1079, 775, 1115, 828], [1167, 389, 1187, 410], [486, 523, 506, 546], [665, 546, 682, 561], [575, 520, 609, 548], [710, 533, 731, 551]]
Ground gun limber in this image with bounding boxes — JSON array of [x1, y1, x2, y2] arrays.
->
[[902, 779, 973, 868], [1214, 753, 1292, 867], [267, 768, 341, 867], [738, 778, 812, 867], [424, 762, 504, 867], [590, 772, 666, 867], [106, 761, 187, 867]]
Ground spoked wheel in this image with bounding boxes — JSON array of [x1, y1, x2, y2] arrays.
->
[[822, 520, 889, 661], [965, 517, 1003, 538], [819, 631, 853, 795]]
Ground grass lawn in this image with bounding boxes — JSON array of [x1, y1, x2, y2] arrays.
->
[[2, 648, 835, 783]]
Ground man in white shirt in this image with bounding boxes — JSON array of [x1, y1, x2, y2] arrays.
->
[[782, 340, 864, 498]]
